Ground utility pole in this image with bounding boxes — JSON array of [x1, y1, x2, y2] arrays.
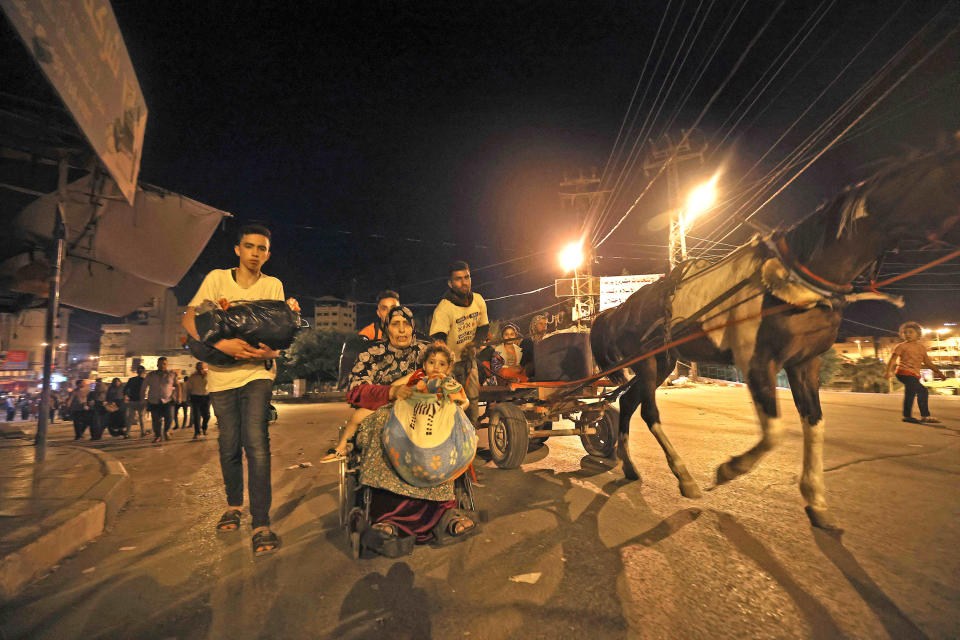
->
[[559, 169, 610, 325], [643, 132, 707, 381], [642, 131, 707, 269]]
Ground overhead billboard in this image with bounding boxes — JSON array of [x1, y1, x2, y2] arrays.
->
[[0, 350, 29, 370], [599, 274, 663, 311], [1, 0, 147, 204]]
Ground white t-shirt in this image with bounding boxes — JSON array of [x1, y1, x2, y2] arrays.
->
[[429, 294, 488, 359], [188, 268, 285, 393]]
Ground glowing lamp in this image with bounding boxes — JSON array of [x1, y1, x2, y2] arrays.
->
[[684, 177, 719, 228], [559, 243, 584, 272]]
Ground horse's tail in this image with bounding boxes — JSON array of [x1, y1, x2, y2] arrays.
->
[[590, 309, 629, 385]]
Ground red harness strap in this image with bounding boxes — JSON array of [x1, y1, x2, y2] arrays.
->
[[776, 238, 853, 293]]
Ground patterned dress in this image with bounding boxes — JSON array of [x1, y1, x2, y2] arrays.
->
[[348, 340, 457, 542]]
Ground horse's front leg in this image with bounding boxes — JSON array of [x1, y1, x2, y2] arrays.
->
[[716, 355, 785, 484], [635, 379, 702, 499], [617, 381, 642, 481], [786, 358, 841, 531]]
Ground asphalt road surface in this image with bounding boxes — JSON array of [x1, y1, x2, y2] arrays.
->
[[1, 386, 957, 640]]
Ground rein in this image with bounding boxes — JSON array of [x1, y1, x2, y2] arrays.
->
[[510, 301, 798, 393], [868, 248, 960, 291], [773, 237, 852, 295], [507, 233, 958, 395]]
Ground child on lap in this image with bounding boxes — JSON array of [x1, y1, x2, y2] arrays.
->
[[322, 344, 467, 461]]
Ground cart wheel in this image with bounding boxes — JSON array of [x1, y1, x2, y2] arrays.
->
[[487, 403, 529, 469], [580, 408, 619, 458], [529, 421, 553, 449]]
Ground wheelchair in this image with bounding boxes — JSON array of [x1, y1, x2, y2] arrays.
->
[[336, 423, 480, 559]]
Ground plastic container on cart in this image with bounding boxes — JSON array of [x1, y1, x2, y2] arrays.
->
[[532, 330, 594, 382]]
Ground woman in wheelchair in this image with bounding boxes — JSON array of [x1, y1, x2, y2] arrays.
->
[[334, 307, 479, 557]]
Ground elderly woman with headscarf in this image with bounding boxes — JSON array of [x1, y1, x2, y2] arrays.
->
[[336, 306, 478, 557], [322, 306, 424, 461]]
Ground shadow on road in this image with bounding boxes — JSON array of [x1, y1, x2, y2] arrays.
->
[[328, 454, 708, 639], [715, 511, 845, 639], [332, 563, 431, 639], [812, 528, 930, 640]]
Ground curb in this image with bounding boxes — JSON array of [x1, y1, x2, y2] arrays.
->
[[0, 423, 28, 439], [0, 446, 131, 601]]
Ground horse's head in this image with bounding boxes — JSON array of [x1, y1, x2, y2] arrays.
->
[[863, 146, 960, 250]]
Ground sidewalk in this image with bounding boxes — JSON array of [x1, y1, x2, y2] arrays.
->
[[0, 422, 130, 600]]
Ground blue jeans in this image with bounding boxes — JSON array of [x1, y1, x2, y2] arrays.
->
[[210, 379, 273, 529]]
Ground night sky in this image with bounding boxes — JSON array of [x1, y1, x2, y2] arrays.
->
[[84, 0, 960, 336]]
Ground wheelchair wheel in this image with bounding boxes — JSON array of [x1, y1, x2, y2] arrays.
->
[[454, 473, 476, 512], [337, 458, 353, 528], [454, 471, 486, 522]]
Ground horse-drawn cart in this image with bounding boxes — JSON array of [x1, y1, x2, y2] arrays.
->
[[475, 329, 622, 468], [476, 381, 620, 468]]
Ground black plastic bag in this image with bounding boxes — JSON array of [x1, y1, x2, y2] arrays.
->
[[194, 299, 307, 351]]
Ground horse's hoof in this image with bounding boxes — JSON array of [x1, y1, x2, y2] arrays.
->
[[621, 459, 641, 481], [715, 461, 739, 485], [805, 506, 843, 533], [679, 480, 703, 499]]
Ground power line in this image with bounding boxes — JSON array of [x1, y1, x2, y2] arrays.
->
[[701, 8, 958, 251], [484, 283, 555, 302], [842, 318, 900, 335], [595, 0, 786, 250]]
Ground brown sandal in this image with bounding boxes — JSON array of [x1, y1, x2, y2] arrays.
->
[[252, 529, 280, 555], [216, 509, 241, 531]]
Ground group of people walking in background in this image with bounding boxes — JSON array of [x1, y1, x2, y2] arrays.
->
[[64, 361, 211, 441]]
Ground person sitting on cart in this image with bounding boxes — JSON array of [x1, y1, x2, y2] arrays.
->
[[323, 305, 424, 462], [479, 323, 533, 384], [357, 289, 400, 342]]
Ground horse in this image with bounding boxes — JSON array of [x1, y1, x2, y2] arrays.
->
[[590, 147, 960, 530]]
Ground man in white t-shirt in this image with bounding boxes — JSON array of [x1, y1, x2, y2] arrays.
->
[[429, 260, 489, 424], [182, 224, 296, 556]]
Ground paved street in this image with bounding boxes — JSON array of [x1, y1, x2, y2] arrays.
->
[[1, 386, 957, 639]]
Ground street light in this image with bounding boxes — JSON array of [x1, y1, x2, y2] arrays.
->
[[854, 339, 862, 358], [683, 176, 719, 230], [559, 242, 584, 272], [559, 241, 590, 328]]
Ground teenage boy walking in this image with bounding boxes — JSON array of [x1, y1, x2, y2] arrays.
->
[[182, 223, 297, 556]]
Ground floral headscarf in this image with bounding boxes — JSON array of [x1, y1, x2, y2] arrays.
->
[[381, 305, 415, 331]]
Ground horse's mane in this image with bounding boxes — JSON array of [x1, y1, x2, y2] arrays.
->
[[780, 185, 864, 263], [780, 146, 958, 262]]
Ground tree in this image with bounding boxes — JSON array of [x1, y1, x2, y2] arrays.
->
[[818, 348, 841, 386], [277, 329, 354, 388], [848, 356, 899, 393]]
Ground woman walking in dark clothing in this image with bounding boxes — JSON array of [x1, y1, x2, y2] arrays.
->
[[67, 380, 90, 439], [884, 322, 946, 424], [106, 378, 127, 437]]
